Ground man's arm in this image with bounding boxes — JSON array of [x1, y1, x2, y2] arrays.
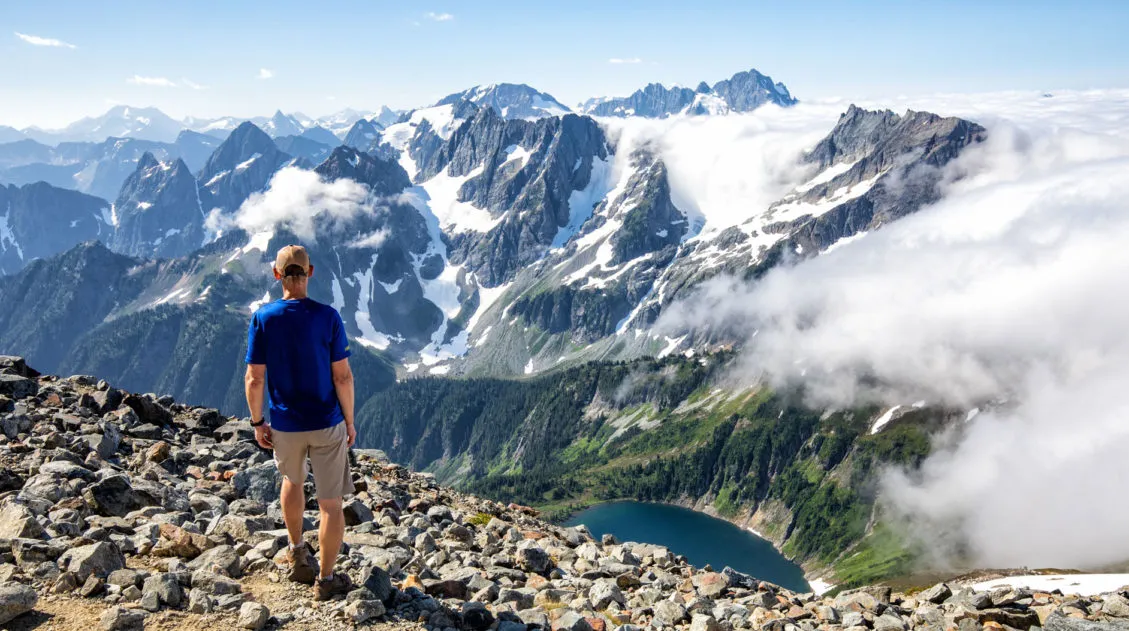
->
[[331, 358, 356, 447], [245, 364, 271, 448]]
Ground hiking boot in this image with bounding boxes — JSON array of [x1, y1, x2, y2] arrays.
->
[[286, 543, 319, 585], [314, 572, 352, 601]]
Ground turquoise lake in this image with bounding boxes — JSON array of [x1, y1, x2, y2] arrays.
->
[[565, 501, 811, 593]]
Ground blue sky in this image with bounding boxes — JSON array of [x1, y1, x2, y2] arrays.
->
[[4, 0, 1129, 128]]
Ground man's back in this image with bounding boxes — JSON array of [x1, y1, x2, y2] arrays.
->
[[246, 297, 350, 432]]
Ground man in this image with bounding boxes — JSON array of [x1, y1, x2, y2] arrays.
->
[[244, 244, 358, 601]]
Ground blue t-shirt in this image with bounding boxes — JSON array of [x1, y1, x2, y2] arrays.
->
[[245, 298, 351, 432]]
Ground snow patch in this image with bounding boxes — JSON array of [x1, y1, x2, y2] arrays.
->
[[870, 405, 902, 435], [971, 574, 1129, 597], [235, 153, 262, 172], [248, 291, 272, 313], [417, 165, 503, 233]]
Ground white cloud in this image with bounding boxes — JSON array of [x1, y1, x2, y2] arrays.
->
[[127, 75, 178, 88], [14, 32, 76, 49], [182, 79, 208, 90], [348, 229, 389, 249], [258, 68, 274, 80], [424, 11, 454, 21], [657, 89, 1129, 570], [212, 167, 378, 242], [608, 57, 643, 64]]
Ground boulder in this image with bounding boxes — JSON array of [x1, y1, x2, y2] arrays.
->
[[589, 578, 625, 609], [237, 601, 270, 630], [693, 571, 728, 598], [360, 564, 394, 604], [0, 356, 39, 378], [59, 542, 125, 580], [153, 523, 211, 559], [921, 582, 953, 604], [0, 502, 46, 539], [122, 393, 172, 426], [517, 542, 551, 574], [690, 614, 722, 631], [344, 599, 382, 624], [654, 600, 689, 625], [232, 463, 281, 504], [143, 573, 183, 607], [1045, 612, 1129, 631], [187, 545, 242, 577], [0, 374, 37, 400], [84, 475, 145, 517], [0, 583, 38, 625], [99, 605, 146, 630], [552, 610, 594, 631]]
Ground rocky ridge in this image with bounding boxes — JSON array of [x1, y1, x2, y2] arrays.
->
[[0, 356, 1127, 631]]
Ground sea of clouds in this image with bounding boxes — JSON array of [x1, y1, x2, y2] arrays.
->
[[657, 89, 1129, 570]]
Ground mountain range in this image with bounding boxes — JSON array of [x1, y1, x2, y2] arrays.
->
[[0, 65, 984, 404]]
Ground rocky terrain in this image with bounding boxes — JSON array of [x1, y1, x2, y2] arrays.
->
[[0, 355, 1127, 631]]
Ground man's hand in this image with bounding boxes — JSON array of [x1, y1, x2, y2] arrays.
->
[[345, 421, 356, 447], [254, 424, 273, 450]]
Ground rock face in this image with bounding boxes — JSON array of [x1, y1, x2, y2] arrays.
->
[[0, 181, 113, 275], [109, 153, 211, 258], [582, 67, 796, 118], [198, 121, 293, 214], [0, 358, 1126, 631]]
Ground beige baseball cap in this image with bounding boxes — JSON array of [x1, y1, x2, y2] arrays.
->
[[274, 245, 310, 278]]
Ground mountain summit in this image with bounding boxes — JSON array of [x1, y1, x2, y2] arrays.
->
[[437, 83, 571, 120], [581, 67, 796, 117]]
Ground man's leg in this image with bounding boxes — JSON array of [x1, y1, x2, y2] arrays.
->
[[280, 477, 305, 545], [272, 429, 319, 584], [308, 422, 356, 599], [317, 497, 344, 578]]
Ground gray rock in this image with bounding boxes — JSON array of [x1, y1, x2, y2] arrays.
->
[[0, 502, 46, 539], [0, 374, 38, 400], [589, 578, 625, 608], [191, 570, 242, 595], [99, 605, 146, 630], [360, 564, 394, 604], [59, 541, 125, 580], [654, 599, 689, 625], [343, 498, 374, 525], [874, 613, 907, 631], [517, 543, 551, 574], [0, 583, 38, 624], [552, 609, 593, 631], [187, 587, 213, 613], [690, 613, 722, 631], [84, 475, 145, 517], [187, 544, 242, 577], [921, 582, 952, 604], [232, 463, 281, 504], [238, 601, 270, 630], [107, 568, 145, 588], [140, 589, 160, 612], [344, 599, 386, 624], [143, 573, 182, 607], [1045, 612, 1129, 631]]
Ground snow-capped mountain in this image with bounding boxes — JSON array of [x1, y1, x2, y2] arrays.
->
[[581, 68, 796, 118], [437, 83, 571, 120], [23, 106, 186, 144]]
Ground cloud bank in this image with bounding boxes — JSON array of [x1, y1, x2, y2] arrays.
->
[[658, 90, 1129, 570], [127, 75, 178, 88]]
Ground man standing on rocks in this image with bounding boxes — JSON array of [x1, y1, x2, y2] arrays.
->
[[244, 244, 357, 601]]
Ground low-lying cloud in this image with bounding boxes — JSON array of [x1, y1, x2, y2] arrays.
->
[[658, 90, 1129, 570], [207, 166, 375, 242]]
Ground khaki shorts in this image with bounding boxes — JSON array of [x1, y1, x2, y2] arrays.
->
[[271, 422, 355, 500]]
